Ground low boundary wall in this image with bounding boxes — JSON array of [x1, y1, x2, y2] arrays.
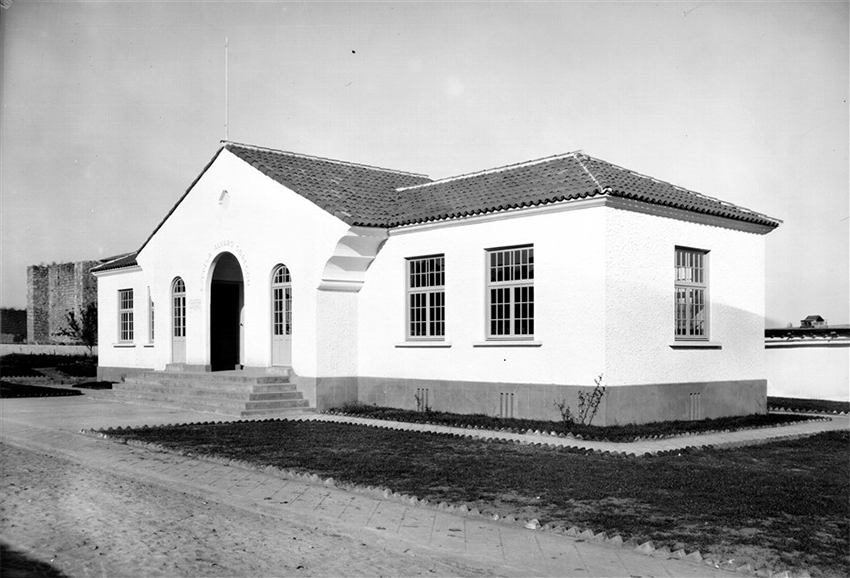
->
[[766, 339, 849, 402]]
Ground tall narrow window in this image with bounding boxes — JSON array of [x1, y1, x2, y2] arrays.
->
[[172, 278, 186, 339], [487, 245, 534, 339], [675, 247, 709, 339], [148, 295, 155, 343], [407, 255, 445, 339], [118, 289, 134, 342], [271, 265, 293, 366], [272, 265, 292, 338]]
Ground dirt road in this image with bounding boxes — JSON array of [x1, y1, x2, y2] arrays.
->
[[0, 443, 500, 577]]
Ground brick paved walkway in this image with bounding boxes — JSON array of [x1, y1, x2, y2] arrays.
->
[[4, 393, 844, 577]]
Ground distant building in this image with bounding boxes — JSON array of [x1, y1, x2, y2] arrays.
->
[[800, 315, 827, 328], [27, 260, 101, 344]]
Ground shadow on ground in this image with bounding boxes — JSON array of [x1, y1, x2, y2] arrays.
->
[[0, 542, 68, 578]]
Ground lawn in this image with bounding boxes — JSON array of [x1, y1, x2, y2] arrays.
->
[[0, 353, 105, 396], [105, 420, 849, 577], [0, 381, 83, 398]]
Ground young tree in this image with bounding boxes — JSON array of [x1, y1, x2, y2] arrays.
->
[[56, 302, 98, 356]]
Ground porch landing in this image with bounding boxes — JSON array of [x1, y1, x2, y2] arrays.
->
[[113, 368, 313, 417]]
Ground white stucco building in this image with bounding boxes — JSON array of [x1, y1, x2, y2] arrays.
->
[[93, 142, 781, 424]]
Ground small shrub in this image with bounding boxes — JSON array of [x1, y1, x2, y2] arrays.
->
[[554, 373, 606, 430]]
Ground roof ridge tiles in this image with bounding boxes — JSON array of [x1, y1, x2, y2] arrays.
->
[[395, 151, 583, 192], [221, 140, 430, 179]]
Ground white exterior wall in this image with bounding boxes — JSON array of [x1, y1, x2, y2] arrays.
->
[[358, 203, 608, 386], [102, 149, 350, 377], [604, 206, 766, 386], [96, 267, 153, 370]]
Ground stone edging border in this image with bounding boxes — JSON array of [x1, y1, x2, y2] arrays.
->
[[768, 406, 848, 416], [319, 410, 832, 450], [80, 418, 827, 578]]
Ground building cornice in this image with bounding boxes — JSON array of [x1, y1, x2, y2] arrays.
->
[[388, 195, 776, 236]]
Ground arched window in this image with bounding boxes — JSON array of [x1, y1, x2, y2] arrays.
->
[[271, 265, 292, 365], [171, 277, 187, 363], [172, 277, 186, 338]]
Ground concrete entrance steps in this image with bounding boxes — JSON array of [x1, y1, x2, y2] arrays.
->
[[114, 369, 312, 417]]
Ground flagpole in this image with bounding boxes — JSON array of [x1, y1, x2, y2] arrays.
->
[[225, 37, 229, 141]]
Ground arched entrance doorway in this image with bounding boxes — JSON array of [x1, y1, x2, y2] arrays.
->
[[209, 252, 243, 371]]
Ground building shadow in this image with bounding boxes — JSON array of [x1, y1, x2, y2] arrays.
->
[[0, 542, 68, 578]]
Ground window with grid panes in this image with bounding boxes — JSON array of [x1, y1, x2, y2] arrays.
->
[[172, 278, 186, 338], [487, 245, 534, 338], [674, 247, 709, 339], [272, 265, 292, 337], [118, 289, 134, 342], [406, 255, 445, 339]]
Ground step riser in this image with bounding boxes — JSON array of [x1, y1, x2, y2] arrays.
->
[[120, 382, 298, 396], [113, 387, 304, 402], [128, 378, 290, 389], [112, 391, 310, 413], [139, 372, 290, 385]]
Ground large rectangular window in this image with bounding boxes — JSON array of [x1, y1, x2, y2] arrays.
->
[[407, 255, 445, 339], [118, 289, 134, 342], [487, 245, 534, 339], [675, 247, 708, 339]]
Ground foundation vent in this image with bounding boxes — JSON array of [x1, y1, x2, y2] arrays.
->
[[688, 392, 702, 421], [500, 392, 515, 418], [415, 387, 430, 412]]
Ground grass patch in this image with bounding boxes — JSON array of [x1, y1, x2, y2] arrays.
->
[[106, 421, 849, 577], [72, 381, 113, 390], [55, 361, 97, 378], [0, 381, 82, 398], [0, 353, 96, 368], [330, 403, 815, 441], [0, 366, 44, 378], [769, 396, 849, 414]]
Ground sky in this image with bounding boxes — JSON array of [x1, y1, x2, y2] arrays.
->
[[0, 0, 847, 328]]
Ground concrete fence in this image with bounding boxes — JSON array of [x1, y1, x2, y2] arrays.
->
[[766, 339, 849, 402]]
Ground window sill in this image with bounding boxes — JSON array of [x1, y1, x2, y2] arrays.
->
[[143, 343, 155, 348], [473, 340, 542, 348], [113, 343, 136, 348], [395, 342, 452, 348], [669, 341, 722, 349]]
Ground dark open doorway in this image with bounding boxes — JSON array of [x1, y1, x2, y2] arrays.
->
[[210, 253, 243, 371]]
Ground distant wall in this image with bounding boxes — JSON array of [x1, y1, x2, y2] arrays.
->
[[1, 343, 98, 356], [27, 261, 99, 344], [766, 340, 850, 401]]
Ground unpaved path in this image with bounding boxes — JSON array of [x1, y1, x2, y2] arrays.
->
[[0, 443, 499, 577]]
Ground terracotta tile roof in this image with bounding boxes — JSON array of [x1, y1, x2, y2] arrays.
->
[[90, 252, 139, 273], [226, 143, 780, 229], [389, 154, 601, 227], [224, 143, 432, 227], [578, 155, 780, 228]]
